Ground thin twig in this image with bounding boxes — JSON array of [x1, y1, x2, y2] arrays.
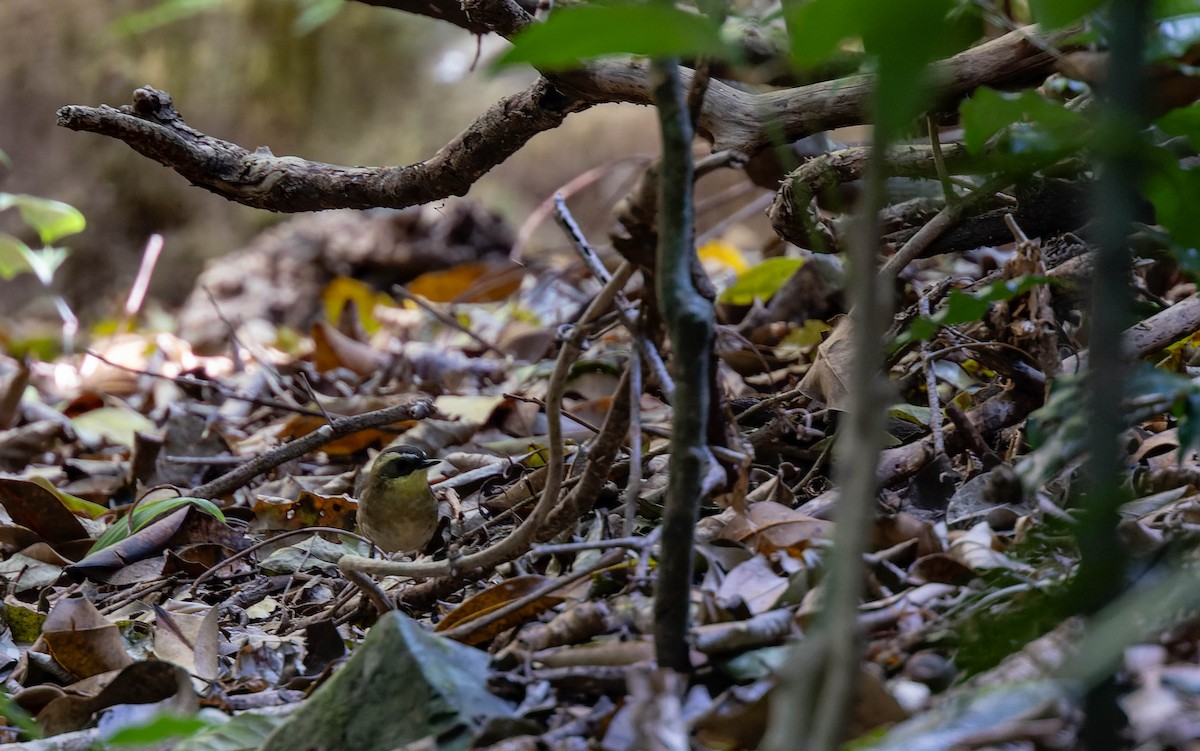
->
[[391, 285, 508, 358], [119, 233, 164, 334], [879, 173, 1015, 280], [83, 350, 327, 418], [919, 294, 945, 456], [624, 344, 643, 536], [554, 194, 676, 403], [531, 535, 652, 556]]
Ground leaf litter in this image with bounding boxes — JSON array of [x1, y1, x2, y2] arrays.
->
[[0, 204, 1199, 749]]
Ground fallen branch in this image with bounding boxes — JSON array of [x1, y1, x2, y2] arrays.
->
[[57, 28, 1065, 214]]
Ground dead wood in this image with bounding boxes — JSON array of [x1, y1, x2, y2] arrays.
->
[[56, 28, 1065, 215]]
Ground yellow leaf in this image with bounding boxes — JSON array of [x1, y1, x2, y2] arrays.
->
[[698, 239, 749, 274], [322, 277, 393, 334]]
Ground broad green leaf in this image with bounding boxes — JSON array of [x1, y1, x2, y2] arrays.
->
[[786, 0, 979, 139], [862, 0, 980, 141], [890, 403, 931, 426], [718, 257, 804, 305], [495, 3, 728, 70], [0, 234, 34, 280], [0, 194, 85, 244], [88, 496, 226, 555], [1157, 0, 1200, 16], [0, 148, 10, 168], [1029, 0, 1105, 28], [1157, 99, 1200, 140], [960, 88, 1084, 155], [107, 712, 215, 747], [173, 710, 286, 751], [1145, 148, 1200, 250], [785, 0, 866, 68]]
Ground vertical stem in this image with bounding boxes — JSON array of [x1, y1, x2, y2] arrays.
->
[[1076, 1, 1148, 747], [1074, 0, 1147, 618], [762, 133, 891, 751], [649, 57, 714, 673]]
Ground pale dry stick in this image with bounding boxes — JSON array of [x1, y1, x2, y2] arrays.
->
[[919, 294, 946, 456], [390, 285, 508, 359], [83, 349, 330, 419], [878, 173, 1016, 281], [694, 179, 758, 216], [338, 263, 634, 580], [119, 233, 164, 334], [553, 194, 675, 402], [623, 344, 643, 536], [440, 548, 627, 642], [507, 392, 603, 435], [532, 535, 652, 556]]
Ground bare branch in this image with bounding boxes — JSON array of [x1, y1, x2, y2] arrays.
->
[[57, 83, 587, 212], [56, 27, 1065, 214], [356, 0, 535, 35]]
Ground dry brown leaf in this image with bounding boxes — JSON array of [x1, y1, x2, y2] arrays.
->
[[407, 260, 524, 303], [40, 593, 133, 679], [716, 554, 790, 615], [796, 315, 852, 409], [311, 320, 387, 376], [436, 574, 566, 646], [720, 501, 834, 556]]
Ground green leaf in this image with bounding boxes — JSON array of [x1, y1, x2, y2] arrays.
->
[[107, 712, 215, 747], [718, 257, 805, 305], [294, 0, 344, 34], [89, 496, 227, 555], [1157, 99, 1200, 141], [1145, 147, 1200, 249], [1150, 10, 1200, 60], [786, 0, 979, 139], [0, 234, 35, 280], [864, 0, 981, 140], [1157, 0, 1200, 17], [784, 0, 866, 68], [495, 3, 728, 70], [1029, 0, 1105, 28], [28, 476, 108, 519], [960, 88, 1085, 155], [0, 193, 85, 244]]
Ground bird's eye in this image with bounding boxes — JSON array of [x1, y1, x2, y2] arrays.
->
[[379, 459, 412, 478]]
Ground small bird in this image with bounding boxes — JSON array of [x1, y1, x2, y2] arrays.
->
[[356, 445, 440, 554]]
